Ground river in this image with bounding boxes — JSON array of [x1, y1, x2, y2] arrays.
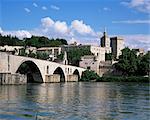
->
[[0, 82, 149, 120]]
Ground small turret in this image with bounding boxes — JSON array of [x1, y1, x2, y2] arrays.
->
[[63, 51, 68, 65]]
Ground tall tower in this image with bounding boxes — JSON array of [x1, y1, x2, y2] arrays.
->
[[100, 28, 110, 48], [110, 37, 124, 59], [63, 51, 68, 65], [100, 28, 111, 54]]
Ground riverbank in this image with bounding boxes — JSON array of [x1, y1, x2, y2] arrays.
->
[[80, 70, 149, 82], [96, 76, 149, 82]]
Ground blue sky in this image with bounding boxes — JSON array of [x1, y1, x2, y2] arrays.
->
[[0, 0, 150, 50]]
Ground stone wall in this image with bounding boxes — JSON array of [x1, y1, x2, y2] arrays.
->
[[67, 75, 78, 82], [0, 73, 27, 85], [98, 61, 113, 77], [45, 74, 60, 82]]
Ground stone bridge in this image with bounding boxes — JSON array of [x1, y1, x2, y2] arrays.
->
[[0, 52, 85, 83]]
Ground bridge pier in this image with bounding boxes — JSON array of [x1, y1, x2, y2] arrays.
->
[[67, 75, 79, 82], [45, 74, 79, 82], [45, 74, 60, 82], [0, 73, 27, 85]]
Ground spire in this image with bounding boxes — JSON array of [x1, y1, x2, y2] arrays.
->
[[104, 27, 107, 36], [104, 27, 107, 32]]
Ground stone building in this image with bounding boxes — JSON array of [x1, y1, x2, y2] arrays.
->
[[79, 29, 124, 76], [25, 47, 37, 55], [100, 28, 111, 53], [62, 44, 106, 62], [37, 47, 61, 61], [79, 55, 112, 77], [132, 48, 145, 56], [79, 55, 99, 73], [62, 51, 68, 65], [0, 45, 24, 55], [100, 28, 124, 59], [110, 37, 124, 59], [90, 46, 106, 61]]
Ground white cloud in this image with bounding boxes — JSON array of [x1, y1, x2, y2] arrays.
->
[[41, 17, 54, 28], [40, 17, 68, 34], [71, 20, 94, 35], [30, 17, 99, 45], [121, 0, 150, 13], [24, 8, 31, 13], [39, 17, 96, 37], [0, 27, 3, 33], [33, 3, 38, 7], [54, 21, 68, 34], [122, 34, 150, 50], [103, 7, 111, 11], [0, 29, 32, 39], [1, 17, 149, 51], [51, 5, 60, 10], [112, 20, 150, 24], [68, 37, 81, 45], [42, 6, 47, 10]]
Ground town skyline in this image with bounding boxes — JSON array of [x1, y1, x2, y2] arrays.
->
[[0, 0, 150, 50]]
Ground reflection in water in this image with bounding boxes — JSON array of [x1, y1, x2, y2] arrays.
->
[[0, 82, 149, 120]]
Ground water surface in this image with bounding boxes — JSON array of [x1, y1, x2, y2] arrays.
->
[[0, 82, 149, 120]]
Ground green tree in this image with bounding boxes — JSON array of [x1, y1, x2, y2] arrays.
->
[[114, 47, 138, 76], [0, 34, 68, 47], [80, 70, 100, 81], [105, 53, 112, 60], [67, 47, 92, 66], [137, 52, 150, 76], [0, 34, 24, 46], [19, 48, 27, 56], [28, 52, 36, 58], [37, 52, 49, 60], [24, 36, 68, 48], [57, 52, 64, 60]]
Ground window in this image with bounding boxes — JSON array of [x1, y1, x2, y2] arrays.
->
[[46, 66, 49, 74], [54, 49, 59, 55], [87, 66, 91, 70], [65, 60, 67, 65]]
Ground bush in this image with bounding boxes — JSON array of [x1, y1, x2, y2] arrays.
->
[[80, 70, 100, 81]]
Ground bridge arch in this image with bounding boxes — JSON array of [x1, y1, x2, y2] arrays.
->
[[16, 60, 43, 83], [73, 69, 80, 81], [53, 67, 65, 82]]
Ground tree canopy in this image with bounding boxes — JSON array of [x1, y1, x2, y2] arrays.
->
[[80, 70, 100, 81], [105, 53, 113, 61], [0, 34, 24, 46], [67, 47, 92, 66], [57, 47, 92, 66], [114, 47, 149, 76], [0, 34, 68, 47]]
